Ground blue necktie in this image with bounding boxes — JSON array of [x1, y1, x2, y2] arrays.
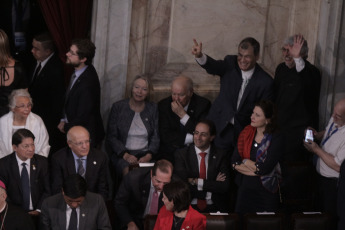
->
[[21, 162, 30, 211]]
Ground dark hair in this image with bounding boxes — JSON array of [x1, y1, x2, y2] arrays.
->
[[163, 180, 190, 213], [71, 39, 96, 65], [239, 37, 260, 57], [12, 129, 35, 146], [197, 119, 216, 136], [34, 32, 55, 52], [152, 159, 173, 176], [62, 174, 87, 198], [255, 100, 277, 134]]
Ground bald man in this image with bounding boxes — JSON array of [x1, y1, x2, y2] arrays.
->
[[51, 126, 109, 200], [304, 98, 345, 225], [158, 76, 211, 163]]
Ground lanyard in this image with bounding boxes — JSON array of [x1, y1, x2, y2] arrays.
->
[[321, 122, 338, 146]]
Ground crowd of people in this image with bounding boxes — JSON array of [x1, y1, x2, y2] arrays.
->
[[0, 27, 344, 230]]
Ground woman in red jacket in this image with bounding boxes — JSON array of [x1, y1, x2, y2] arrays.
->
[[154, 180, 206, 230]]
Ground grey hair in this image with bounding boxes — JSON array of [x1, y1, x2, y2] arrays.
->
[[284, 35, 309, 59], [8, 89, 33, 110]]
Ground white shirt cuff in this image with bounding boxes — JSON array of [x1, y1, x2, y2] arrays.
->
[[294, 57, 305, 72], [180, 114, 190, 126], [197, 178, 204, 191], [195, 53, 207, 65], [184, 133, 193, 145]]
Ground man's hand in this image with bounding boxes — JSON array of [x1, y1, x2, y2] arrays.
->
[[127, 221, 139, 230], [303, 139, 321, 153], [171, 101, 186, 118], [138, 153, 152, 163], [192, 39, 203, 58], [28, 210, 40, 216], [216, 172, 226, 182], [123, 153, 138, 165], [57, 121, 65, 133], [305, 127, 324, 141], [288, 34, 304, 58]]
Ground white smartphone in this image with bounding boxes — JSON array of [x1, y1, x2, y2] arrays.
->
[[305, 129, 314, 142]]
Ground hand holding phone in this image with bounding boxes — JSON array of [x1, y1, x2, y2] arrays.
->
[[305, 129, 314, 142]]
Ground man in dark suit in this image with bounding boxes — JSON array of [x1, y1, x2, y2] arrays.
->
[[0, 128, 50, 216], [58, 39, 104, 147], [174, 119, 230, 212], [29, 32, 66, 154], [192, 38, 273, 154], [51, 126, 108, 200], [40, 174, 111, 230], [158, 75, 211, 162], [114, 159, 173, 230]]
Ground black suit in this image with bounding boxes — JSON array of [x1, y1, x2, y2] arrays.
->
[[174, 144, 230, 212], [29, 53, 66, 153], [200, 55, 273, 150], [51, 147, 108, 200], [63, 65, 105, 145], [114, 167, 164, 229], [338, 162, 345, 230], [158, 93, 211, 162], [0, 153, 50, 210]]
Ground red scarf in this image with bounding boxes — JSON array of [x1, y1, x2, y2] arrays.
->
[[237, 125, 256, 159]]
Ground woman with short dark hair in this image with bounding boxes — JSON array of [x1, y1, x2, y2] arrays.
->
[[154, 180, 206, 230], [232, 100, 283, 214]]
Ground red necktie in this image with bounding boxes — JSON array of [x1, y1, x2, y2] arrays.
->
[[197, 152, 207, 211], [149, 190, 159, 214]]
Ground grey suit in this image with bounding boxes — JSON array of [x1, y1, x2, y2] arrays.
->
[[40, 191, 111, 230]]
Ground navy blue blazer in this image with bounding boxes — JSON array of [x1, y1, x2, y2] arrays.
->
[[201, 55, 273, 149]]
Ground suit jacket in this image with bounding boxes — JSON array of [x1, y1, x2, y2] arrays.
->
[[154, 205, 206, 230], [40, 191, 111, 230], [1, 203, 35, 230], [114, 167, 164, 229], [0, 152, 51, 210], [29, 53, 66, 153], [63, 65, 105, 145], [51, 147, 108, 200], [158, 93, 211, 160], [200, 55, 273, 149], [174, 144, 230, 212]]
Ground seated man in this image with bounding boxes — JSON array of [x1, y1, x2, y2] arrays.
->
[[0, 129, 50, 215], [174, 119, 230, 212], [51, 126, 108, 200], [0, 179, 35, 229], [304, 98, 345, 228], [158, 75, 211, 162], [114, 159, 173, 230], [40, 174, 111, 230]]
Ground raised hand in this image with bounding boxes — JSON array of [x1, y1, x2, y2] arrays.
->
[[192, 38, 203, 58], [288, 34, 304, 58], [171, 100, 186, 118]]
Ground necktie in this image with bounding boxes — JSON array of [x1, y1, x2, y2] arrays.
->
[[237, 78, 249, 108], [149, 190, 159, 214], [31, 62, 41, 85], [197, 152, 207, 211], [21, 162, 30, 211], [68, 208, 78, 230], [77, 158, 85, 178]]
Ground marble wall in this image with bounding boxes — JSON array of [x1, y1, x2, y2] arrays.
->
[[92, 0, 344, 130]]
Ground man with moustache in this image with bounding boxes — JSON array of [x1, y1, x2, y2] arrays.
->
[[174, 120, 230, 212], [274, 34, 321, 162], [192, 38, 273, 155], [158, 76, 211, 163], [58, 39, 104, 147]]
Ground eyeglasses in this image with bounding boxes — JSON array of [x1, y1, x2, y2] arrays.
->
[[15, 103, 32, 109], [19, 143, 35, 150], [67, 50, 78, 56], [70, 140, 91, 147]]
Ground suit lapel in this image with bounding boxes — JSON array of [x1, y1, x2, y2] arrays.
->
[[79, 195, 89, 230], [188, 146, 200, 177], [67, 149, 77, 174], [85, 150, 93, 181], [187, 94, 197, 116], [10, 153, 22, 193], [58, 195, 67, 230], [141, 172, 151, 209], [207, 146, 217, 179], [30, 156, 37, 207]]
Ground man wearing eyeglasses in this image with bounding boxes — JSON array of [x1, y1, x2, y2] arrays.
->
[[0, 128, 50, 221], [57, 39, 104, 148], [51, 126, 108, 200], [174, 119, 230, 213]]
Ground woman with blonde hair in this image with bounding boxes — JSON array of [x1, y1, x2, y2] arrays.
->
[[0, 29, 27, 117]]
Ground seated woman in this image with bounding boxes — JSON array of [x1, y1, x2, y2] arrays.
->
[[106, 75, 159, 175], [154, 180, 206, 230], [0, 89, 50, 158], [232, 100, 283, 214], [0, 29, 28, 117]]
